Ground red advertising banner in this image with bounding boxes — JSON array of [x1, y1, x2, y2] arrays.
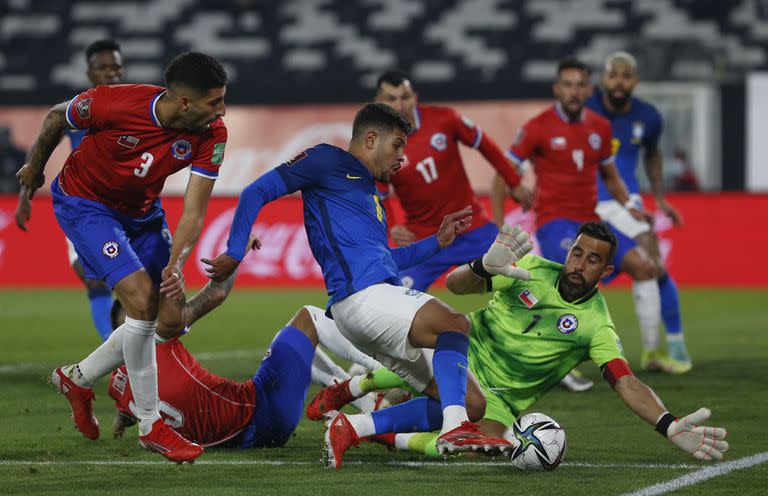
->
[[0, 194, 766, 288]]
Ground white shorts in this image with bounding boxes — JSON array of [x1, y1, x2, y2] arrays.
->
[[331, 284, 435, 392], [595, 194, 650, 239], [65, 236, 79, 266]]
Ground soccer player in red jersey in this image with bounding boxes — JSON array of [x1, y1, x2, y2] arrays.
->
[[16, 39, 124, 341], [108, 277, 320, 449], [373, 70, 530, 291], [494, 58, 662, 369], [16, 52, 228, 463]]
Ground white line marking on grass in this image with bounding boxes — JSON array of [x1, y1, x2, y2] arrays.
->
[[0, 363, 48, 373], [0, 459, 697, 469], [622, 451, 768, 496]]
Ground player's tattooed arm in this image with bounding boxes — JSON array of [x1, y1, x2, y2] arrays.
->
[[182, 270, 238, 326], [16, 101, 70, 199]]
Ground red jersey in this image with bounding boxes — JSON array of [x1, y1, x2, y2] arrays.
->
[[60, 84, 227, 217], [507, 104, 614, 227], [108, 337, 256, 447], [384, 104, 519, 239]]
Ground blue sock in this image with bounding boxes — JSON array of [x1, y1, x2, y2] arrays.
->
[[87, 287, 114, 341], [372, 397, 443, 433], [658, 273, 682, 334], [432, 332, 469, 409]]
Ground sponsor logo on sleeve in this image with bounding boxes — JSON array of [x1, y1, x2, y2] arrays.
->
[[461, 115, 475, 129], [75, 98, 92, 119], [557, 314, 578, 334], [117, 135, 139, 149], [518, 289, 538, 308], [430, 132, 448, 151], [212, 142, 226, 165], [171, 139, 193, 160]]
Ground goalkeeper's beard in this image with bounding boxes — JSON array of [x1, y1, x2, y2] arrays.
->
[[558, 271, 595, 302]]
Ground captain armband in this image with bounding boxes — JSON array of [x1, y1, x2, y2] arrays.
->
[[601, 358, 633, 389]]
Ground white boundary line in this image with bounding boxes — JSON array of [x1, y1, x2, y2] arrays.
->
[[0, 459, 697, 469], [622, 451, 768, 496]]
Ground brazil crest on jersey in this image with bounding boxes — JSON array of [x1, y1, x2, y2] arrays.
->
[[467, 254, 625, 416], [586, 89, 663, 201]]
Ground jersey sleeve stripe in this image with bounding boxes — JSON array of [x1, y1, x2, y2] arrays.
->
[[65, 97, 80, 130], [471, 128, 483, 149], [506, 150, 524, 165], [190, 166, 218, 179]]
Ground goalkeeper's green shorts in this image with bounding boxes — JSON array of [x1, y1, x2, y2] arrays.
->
[[479, 384, 517, 427]]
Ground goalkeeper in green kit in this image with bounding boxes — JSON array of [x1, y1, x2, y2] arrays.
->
[[307, 221, 729, 461]]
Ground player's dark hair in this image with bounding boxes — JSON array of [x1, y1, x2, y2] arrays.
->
[[376, 70, 411, 90], [85, 39, 121, 65], [352, 102, 411, 139], [578, 221, 617, 264], [165, 52, 227, 93], [557, 57, 591, 77]]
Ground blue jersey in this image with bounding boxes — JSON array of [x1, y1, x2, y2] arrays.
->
[[66, 128, 87, 149], [225, 144, 441, 311], [586, 89, 663, 201]]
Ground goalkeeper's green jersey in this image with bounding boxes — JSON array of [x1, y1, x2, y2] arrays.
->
[[467, 254, 625, 416]]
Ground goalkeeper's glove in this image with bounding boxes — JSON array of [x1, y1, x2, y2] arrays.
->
[[656, 408, 729, 460], [481, 224, 534, 279]]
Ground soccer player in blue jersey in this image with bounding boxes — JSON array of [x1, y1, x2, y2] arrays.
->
[[15, 39, 124, 341], [586, 52, 691, 373], [204, 103, 516, 468]]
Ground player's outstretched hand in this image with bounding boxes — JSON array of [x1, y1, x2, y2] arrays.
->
[[628, 206, 654, 226], [666, 408, 728, 460], [510, 184, 533, 211], [15, 191, 31, 231], [482, 224, 534, 279], [658, 199, 683, 227], [390, 225, 416, 247], [16, 163, 45, 200], [160, 265, 186, 301], [202, 253, 241, 283], [435, 206, 473, 248]]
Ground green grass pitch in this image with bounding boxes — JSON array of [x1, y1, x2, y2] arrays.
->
[[1, 288, 766, 495]]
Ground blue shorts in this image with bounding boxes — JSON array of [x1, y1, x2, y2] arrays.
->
[[400, 222, 498, 291], [238, 326, 314, 448], [536, 218, 636, 280], [51, 176, 171, 290]]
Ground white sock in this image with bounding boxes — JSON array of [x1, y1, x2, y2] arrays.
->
[[441, 405, 469, 434], [309, 306, 382, 370], [75, 325, 126, 387], [667, 333, 685, 344], [122, 317, 160, 435], [351, 393, 378, 413], [311, 347, 350, 386], [632, 279, 662, 351], [348, 375, 366, 397], [345, 413, 376, 438], [394, 433, 416, 451]]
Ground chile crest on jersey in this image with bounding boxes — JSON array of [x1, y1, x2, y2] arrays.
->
[[171, 139, 193, 160]]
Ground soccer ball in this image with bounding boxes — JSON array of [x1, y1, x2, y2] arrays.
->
[[506, 413, 567, 471]]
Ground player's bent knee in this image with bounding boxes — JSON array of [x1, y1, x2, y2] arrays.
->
[[114, 273, 159, 320], [445, 313, 471, 335], [288, 306, 318, 346]]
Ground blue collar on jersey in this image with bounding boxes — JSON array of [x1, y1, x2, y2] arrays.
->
[[554, 102, 584, 123], [150, 90, 165, 127]]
